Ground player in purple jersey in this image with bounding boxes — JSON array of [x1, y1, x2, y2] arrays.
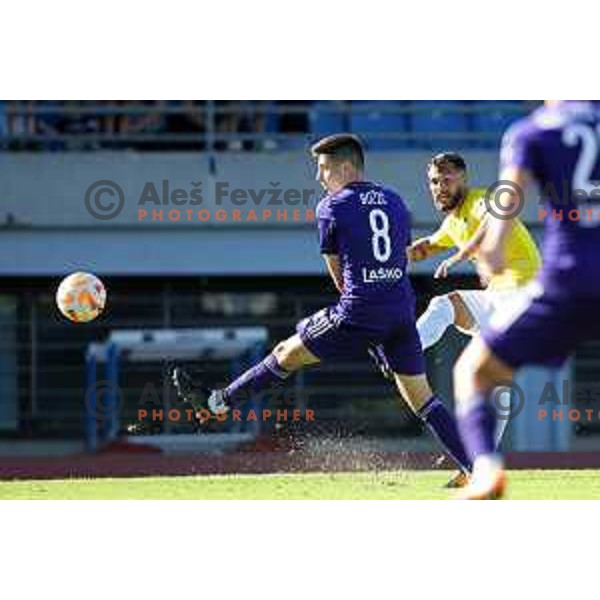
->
[[170, 134, 472, 477], [454, 101, 600, 499]]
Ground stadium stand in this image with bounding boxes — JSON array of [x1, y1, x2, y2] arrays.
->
[[470, 100, 525, 136], [410, 100, 470, 147], [0, 100, 537, 151], [309, 100, 348, 137], [348, 101, 410, 150]]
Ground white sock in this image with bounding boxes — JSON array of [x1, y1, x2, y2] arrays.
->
[[473, 454, 504, 482], [417, 295, 455, 350]]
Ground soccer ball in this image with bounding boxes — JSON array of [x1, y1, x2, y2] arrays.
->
[[56, 272, 106, 323]]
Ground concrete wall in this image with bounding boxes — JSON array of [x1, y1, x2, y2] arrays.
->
[[0, 150, 542, 275]]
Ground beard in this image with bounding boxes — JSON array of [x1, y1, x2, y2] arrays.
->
[[435, 191, 464, 213]]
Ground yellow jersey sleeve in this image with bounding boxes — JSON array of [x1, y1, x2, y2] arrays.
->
[[429, 218, 455, 248]]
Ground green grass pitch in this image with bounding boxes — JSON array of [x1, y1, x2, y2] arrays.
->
[[1, 470, 600, 499]]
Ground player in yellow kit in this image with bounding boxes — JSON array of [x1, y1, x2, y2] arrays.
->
[[409, 152, 541, 446]]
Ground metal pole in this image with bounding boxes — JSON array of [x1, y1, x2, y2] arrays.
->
[[85, 352, 97, 452], [106, 343, 119, 442], [29, 295, 38, 422]]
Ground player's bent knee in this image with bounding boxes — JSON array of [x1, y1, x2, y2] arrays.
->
[[273, 340, 291, 358], [272, 339, 295, 368], [393, 373, 433, 412], [273, 335, 319, 371], [447, 292, 461, 314], [448, 292, 475, 332], [273, 342, 284, 357]]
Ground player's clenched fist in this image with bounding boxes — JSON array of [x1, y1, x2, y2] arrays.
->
[[407, 238, 432, 262]]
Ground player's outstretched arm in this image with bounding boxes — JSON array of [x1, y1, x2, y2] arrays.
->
[[459, 216, 489, 259], [322, 254, 344, 294], [433, 217, 489, 279], [434, 218, 490, 278], [407, 236, 449, 262]]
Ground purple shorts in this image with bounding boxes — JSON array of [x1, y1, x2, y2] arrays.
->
[[484, 289, 600, 369], [297, 306, 425, 375]]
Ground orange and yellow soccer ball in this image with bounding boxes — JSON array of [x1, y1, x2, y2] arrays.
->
[[56, 272, 106, 323]]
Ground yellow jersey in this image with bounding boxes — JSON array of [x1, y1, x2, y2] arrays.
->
[[429, 187, 541, 290]]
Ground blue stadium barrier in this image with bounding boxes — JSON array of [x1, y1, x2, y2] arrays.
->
[[409, 100, 469, 148], [1, 100, 535, 152], [349, 101, 409, 150], [471, 101, 523, 138], [310, 101, 347, 136], [262, 101, 279, 134]]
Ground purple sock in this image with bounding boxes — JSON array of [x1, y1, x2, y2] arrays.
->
[[456, 393, 496, 461], [223, 354, 290, 407], [418, 395, 472, 474]]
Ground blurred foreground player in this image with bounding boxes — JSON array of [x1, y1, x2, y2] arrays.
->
[[171, 134, 472, 476], [455, 101, 600, 499]]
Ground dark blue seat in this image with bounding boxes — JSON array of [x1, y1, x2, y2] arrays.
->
[[309, 101, 347, 136], [471, 101, 525, 142], [409, 101, 469, 148], [262, 101, 279, 134], [349, 101, 408, 150]]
